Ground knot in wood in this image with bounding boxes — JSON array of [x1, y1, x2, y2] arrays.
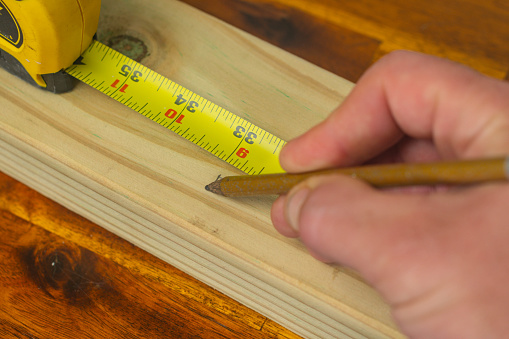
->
[[21, 239, 102, 304], [32, 241, 81, 286], [107, 35, 148, 62]]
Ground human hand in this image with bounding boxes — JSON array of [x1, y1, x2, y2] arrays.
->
[[271, 51, 509, 338]]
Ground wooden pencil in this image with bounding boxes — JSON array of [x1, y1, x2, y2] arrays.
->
[[205, 157, 509, 197]]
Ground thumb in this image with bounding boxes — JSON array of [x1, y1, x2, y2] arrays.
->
[[274, 174, 509, 337], [279, 174, 447, 287]]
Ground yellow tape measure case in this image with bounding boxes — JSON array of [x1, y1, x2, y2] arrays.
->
[[0, 0, 100, 92]]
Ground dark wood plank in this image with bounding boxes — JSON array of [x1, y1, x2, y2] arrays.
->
[[183, 0, 509, 80], [333, 0, 509, 67], [0, 172, 300, 338]]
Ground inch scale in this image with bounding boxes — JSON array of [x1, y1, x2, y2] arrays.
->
[[66, 40, 286, 175]]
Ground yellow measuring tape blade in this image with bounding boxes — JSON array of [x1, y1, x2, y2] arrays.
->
[[65, 40, 285, 175]]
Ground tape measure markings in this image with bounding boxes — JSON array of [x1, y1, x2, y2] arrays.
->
[[66, 40, 285, 175]]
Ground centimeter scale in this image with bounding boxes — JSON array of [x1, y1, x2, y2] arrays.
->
[[66, 41, 286, 175]]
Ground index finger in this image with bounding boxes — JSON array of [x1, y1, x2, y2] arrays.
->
[[280, 50, 509, 172]]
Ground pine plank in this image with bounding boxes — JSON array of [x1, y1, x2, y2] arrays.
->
[[0, 0, 398, 338]]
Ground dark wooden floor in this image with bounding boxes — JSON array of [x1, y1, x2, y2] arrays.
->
[[1, 0, 508, 338], [182, 0, 509, 82], [0, 171, 298, 338]]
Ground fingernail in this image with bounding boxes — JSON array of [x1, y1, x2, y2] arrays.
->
[[286, 186, 311, 233]]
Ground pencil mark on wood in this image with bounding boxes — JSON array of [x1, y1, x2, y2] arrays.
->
[[189, 216, 220, 235]]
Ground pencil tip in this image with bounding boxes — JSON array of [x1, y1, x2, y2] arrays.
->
[[204, 178, 224, 195]]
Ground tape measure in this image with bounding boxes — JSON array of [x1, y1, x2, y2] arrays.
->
[[65, 40, 286, 175]]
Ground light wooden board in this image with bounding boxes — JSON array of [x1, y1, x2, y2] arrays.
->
[[0, 0, 402, 338]]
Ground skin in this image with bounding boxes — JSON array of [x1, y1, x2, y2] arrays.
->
[[270, 50, 509, 338]]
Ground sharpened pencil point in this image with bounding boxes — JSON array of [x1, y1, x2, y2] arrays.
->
[[205, 178, 224, 195]]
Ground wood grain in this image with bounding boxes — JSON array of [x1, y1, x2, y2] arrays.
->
[[0, 1, 395, 338], [182, 0, 509, 81], [0, 172, 298, 338], [2, 0, 508, 338], [179, 0, 381, 82]]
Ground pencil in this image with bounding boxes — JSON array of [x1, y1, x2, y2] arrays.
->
[[205, 157, 509, 197]]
